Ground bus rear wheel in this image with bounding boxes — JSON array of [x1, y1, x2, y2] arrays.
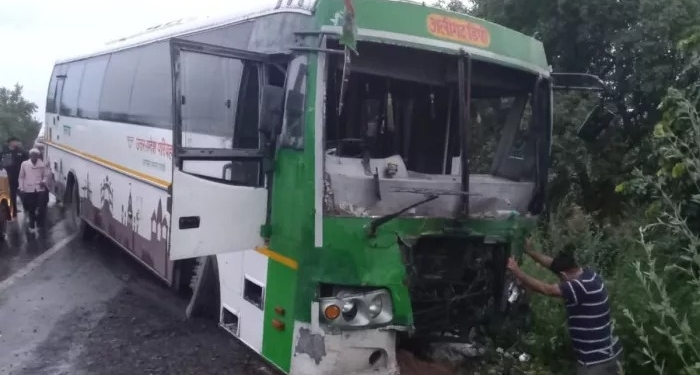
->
[[66, 181, 95, 241]]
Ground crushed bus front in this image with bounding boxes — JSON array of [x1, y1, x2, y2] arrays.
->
[[289, 11, 550, 370], [291, 215, 535, 374]]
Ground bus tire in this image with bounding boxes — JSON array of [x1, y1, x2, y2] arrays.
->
[[66, 180, 95, 241], [185, 256, 220, 320]]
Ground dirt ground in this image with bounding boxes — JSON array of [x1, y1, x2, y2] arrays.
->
[[2, 232, 276, 375], [16, 280, 275, 375]]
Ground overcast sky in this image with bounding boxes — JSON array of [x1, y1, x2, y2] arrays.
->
[[0, 0, 286, 124], [0, 0, 433, 125]]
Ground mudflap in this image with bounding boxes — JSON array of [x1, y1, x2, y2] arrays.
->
[[185, 255, 220, 320]]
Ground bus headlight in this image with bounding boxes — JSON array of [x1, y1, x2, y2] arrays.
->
[[320, 289, 393, 328], [342, 300, 357, 320], [368, 296, 382, 318]]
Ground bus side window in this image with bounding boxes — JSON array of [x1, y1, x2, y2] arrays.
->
[[129, 42, 172, 128], [77, 56, 110, 120], [99, 49, 140, 123], [180, 52, 261, 150], [60, 61, 86, 118], [179, 51, 264, 187], [46, 65, 60, 114]]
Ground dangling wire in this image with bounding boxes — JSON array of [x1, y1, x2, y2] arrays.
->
[[337, 48, 351, 118], [442, 89, 454, 174]]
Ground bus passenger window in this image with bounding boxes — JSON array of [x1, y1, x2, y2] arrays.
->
[[99, 49, 140, 123], [129, 42, 172, 129], [60, 61, 86, 117], [77, 56, 109, 120], [180, 52, 240, 149], [180, 51, 261, 150], [46, 65, 64, 114]]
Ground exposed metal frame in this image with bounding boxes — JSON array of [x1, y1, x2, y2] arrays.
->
[[458, 52, 472, 217], [289, 47, 345, 55], [292, 30, 347, 55], [319, 25, 552, 77], [551, 72, 608, 94], [526, 76, 551, 215]]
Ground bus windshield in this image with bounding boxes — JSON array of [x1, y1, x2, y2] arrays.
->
[[322, 41, 549, 219]]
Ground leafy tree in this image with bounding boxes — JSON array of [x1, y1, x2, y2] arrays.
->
[[0, 84, 42, 149], [434, 0, 468, 13], [433, 2, 700, 374], [439, 0, 700, 221], [621, 41, 700, 373]]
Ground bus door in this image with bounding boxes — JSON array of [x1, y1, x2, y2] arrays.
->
[[45, 67, 67, 192], [47, 68, 66, 146], [168, 39, 282, 261]]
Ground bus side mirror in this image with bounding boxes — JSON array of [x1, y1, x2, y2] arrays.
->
[[259, 85, 285, 141], [577, 103, 616, 142]]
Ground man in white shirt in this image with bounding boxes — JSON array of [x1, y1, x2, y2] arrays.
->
[[33, 142, 53, 209], [18, 148, 50, 229]]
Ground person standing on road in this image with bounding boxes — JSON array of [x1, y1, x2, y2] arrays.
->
[[2, 137, 29, 220], [18, 148, 50, 229], [33, 143, 52, 210], [506, 239, 623, 375]]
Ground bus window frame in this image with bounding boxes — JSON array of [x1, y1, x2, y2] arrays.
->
[[169, 38, 277, 167]]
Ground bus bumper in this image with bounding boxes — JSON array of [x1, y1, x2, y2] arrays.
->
[[289, 320, 399, 375]]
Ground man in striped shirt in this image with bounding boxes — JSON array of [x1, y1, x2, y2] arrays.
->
[[506, 240, 623, 375]]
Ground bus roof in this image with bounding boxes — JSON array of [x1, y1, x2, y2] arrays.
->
[[56, 0, 549, 74], [55, 0, 315, 64], [314, 0, 550, 74]]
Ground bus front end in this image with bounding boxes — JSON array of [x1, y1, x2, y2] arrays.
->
[[289, 1, 551, 374]]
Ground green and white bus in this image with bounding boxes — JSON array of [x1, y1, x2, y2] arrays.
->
[[44, 0, 608, 374]]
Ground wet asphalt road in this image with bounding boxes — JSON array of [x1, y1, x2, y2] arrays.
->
[[0, 195, 67, 284], [0, 197, 275, 375]]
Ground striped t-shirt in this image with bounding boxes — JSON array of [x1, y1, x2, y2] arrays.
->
[[558, 268, 623, 366]]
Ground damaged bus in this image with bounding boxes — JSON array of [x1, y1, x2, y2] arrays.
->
[[43, 0, 610, 374]]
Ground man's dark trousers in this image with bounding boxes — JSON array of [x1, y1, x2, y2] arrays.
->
[[21, 191, 45, 226]]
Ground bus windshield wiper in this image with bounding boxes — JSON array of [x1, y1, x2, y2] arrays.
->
[[365, 194, 439, 237]]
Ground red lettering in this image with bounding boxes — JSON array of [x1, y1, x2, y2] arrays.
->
[[426, 14, 491, 48]]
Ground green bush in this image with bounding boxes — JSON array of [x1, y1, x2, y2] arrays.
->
[[621, 60, 700, 374], [515, 205, 645, 374], [522, 42, 700, 374]]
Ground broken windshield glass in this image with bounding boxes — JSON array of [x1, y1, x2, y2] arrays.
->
[[322, 41, 548, 219]]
